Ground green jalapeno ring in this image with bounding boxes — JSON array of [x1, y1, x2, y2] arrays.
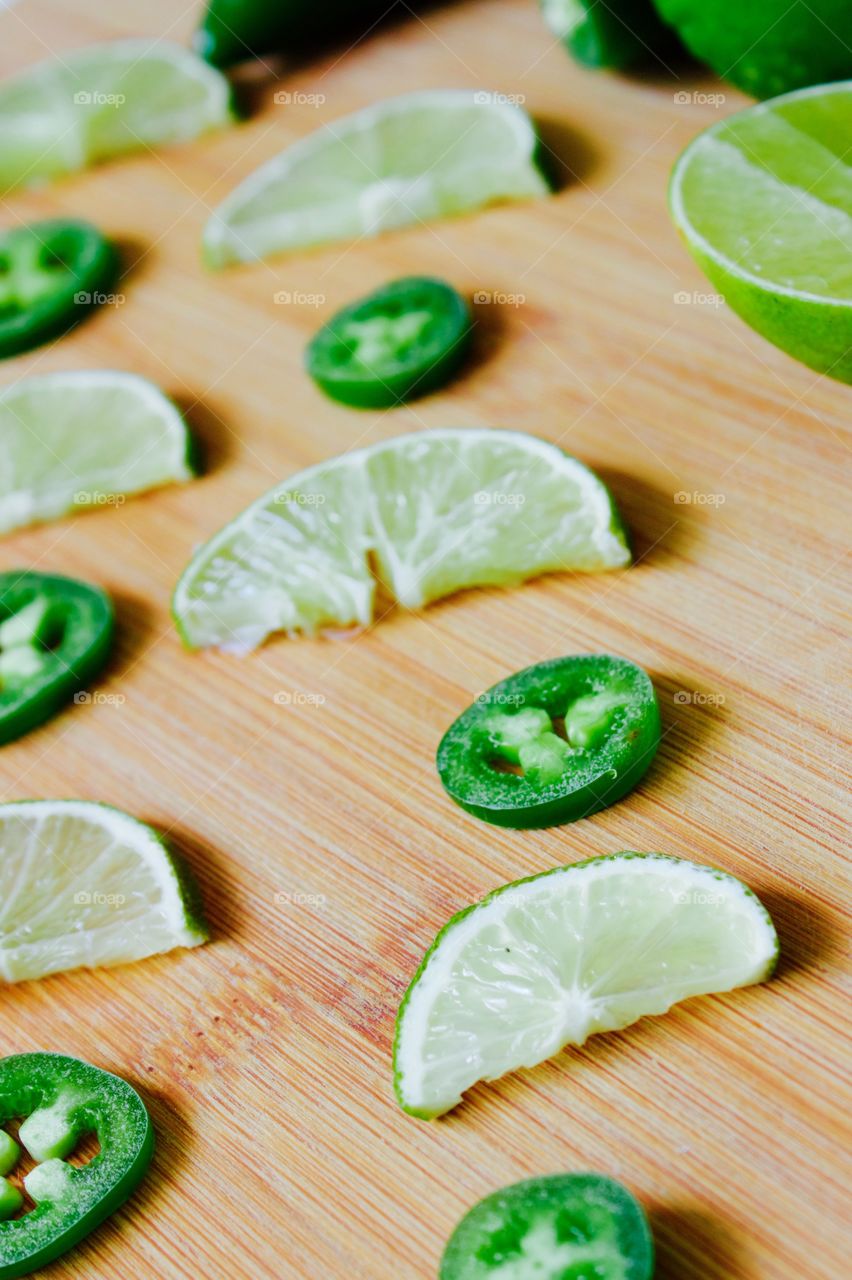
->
[[0, 1053, 153, 1279], [437, 654, 661, 828], [0, 572, 114, 746], [0, 220, 119, 360]]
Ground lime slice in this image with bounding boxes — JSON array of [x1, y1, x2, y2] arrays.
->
[[0, 370, 195, 535], [0, 800, 207, 983], [652, 0, 852, 99], [541, 0, 681, 71], [172, 428, 630, 650], [202, 90, 551, 267], [394, 853, 778, 1118], [0, 39, 233, 193], [670, 82, 852, 384]]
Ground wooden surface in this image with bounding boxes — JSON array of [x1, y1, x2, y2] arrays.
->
[[0, 2, 850, 1277]]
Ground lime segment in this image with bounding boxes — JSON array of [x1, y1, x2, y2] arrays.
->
[[172, 429, 630, 650], [0, 39, 233, 193], [669, 81, 852, 383], [394, 853, 778, 1118], [0, 800, 207, 983], [203, 90, 550, 266], [0, 370, 195, 535]]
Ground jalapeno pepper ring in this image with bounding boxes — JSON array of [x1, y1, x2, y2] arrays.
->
[[0, 220, 119, 359], [0, 572, 114, 746], [0, 1053, 153, 1278], [437, 654, 661, 828]]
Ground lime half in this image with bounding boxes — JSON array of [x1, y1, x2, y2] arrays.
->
[[172, 429, 629, 650], [203, 90, 550, 266], [0, 39, 233, 193], [394, 853, 778, 1118], [670, 81, 852, 383], [0, 370, 195, 535], [0, 800, 207, 983]]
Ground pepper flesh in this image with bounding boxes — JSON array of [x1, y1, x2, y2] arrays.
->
[[437, 654, 661, 828], [0, 1053, 153, 1279]]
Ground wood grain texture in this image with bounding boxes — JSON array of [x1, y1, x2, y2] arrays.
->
[[0, 2, 850, 1277]]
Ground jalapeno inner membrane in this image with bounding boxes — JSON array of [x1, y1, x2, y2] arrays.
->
[[437, 654, 660, 828]]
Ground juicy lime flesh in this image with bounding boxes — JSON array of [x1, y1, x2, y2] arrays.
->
[[441, 1175, 653, 1280], [203, 92, 550, 264], [394, 854, 778, 1117], [173, 430, 629, 649], [0, 40, 232, 192], [0, 801, 206, 982], [0, 372, 193, 534], [677, 90, 852, 298]]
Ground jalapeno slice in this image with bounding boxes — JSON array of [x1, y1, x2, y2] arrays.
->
[[437, 654, 660, 828], [0, 1053, 153, 1278], [0, 220, 118, 359], [0, 572, 114, 745], [440, 1173, 654, 1280], [305, 277, 472, 409]]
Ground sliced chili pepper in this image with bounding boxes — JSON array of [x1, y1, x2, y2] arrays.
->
[[0, 572, 114, 746], [0, 1053, 153, 1279], [441, 1172, 654, 1279], [437, 654, 660, 828], [306, 277, 472, 409], [0, 220, 119, 359]]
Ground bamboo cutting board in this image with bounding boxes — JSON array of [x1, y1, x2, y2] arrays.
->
[[0, 1, 849, 1277]]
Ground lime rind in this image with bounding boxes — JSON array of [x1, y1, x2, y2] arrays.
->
[[394, 852, 778, 1119], [202, 90, 551, 267], [172, 429, 630, 650], [0, 799, 208, 983]]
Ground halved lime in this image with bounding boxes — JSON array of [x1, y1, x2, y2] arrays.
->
[[670, 81, 852, 384], [172, 429, 630, 650], [0, 39, 233, 193], [0, 801, 207, 983], [202, 90, 551, 267], [653, 0, 852, 99], [394, 853, 778, 1118], [0, 370, 195, 535]]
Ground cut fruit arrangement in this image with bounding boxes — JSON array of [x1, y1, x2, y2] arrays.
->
[[173, 428, 630, 649]]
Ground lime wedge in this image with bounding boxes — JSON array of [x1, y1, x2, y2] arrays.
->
[[0, 39, 233, 193], [202, 90, 551, 267], [172, 428, 630, 650], [670, 81, 852, 383], [0, 800, 207, 983], [0, 370, 195, 535], [652, 0, 852, 99], [394, 853, 778, 1118]]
